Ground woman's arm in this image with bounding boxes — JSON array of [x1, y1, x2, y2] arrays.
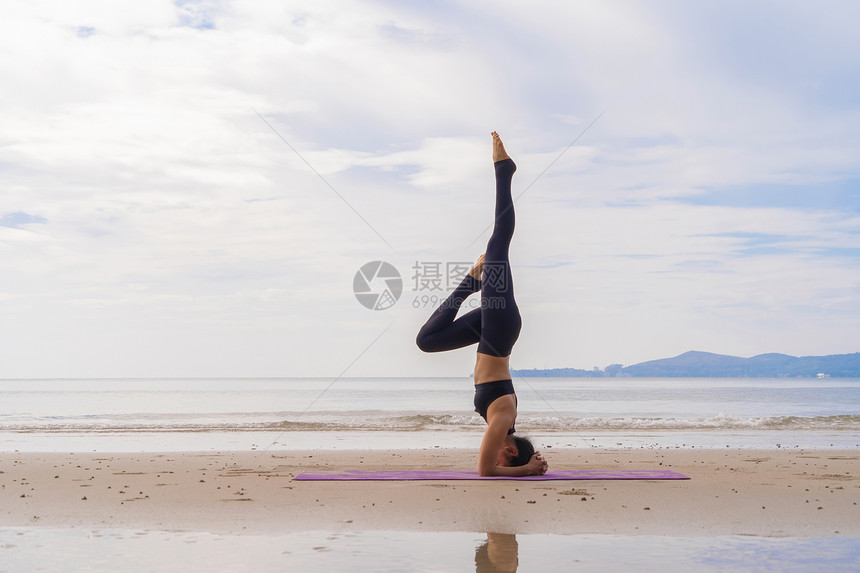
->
[[477, 414, 514, 476], [477, 397, 548, 477], [482, 452, 548, 477]]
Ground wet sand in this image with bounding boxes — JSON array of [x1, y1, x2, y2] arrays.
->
[[1, 448, 857, 536]]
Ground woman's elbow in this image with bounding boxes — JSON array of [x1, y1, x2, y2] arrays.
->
[[477, 464, 496, 477]]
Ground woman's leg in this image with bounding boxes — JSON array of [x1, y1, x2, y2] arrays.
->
[[416, 272, 482, 353], [477, 134, 522, 357]]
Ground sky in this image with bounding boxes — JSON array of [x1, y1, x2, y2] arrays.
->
[[1, 0, 859, 378]]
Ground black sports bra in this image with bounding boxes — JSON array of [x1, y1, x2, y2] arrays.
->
[[473, 379, 517, 434]]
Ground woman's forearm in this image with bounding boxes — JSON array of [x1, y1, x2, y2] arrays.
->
[[478, 464, 534, 478]]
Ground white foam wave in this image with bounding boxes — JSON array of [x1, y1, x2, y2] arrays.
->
[[2, 414, 858, 433]]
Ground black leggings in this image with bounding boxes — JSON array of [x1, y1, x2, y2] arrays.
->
[[416, 158, 522, 357]]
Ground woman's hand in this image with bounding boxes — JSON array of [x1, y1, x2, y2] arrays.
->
[[525, 452, 548, 476]]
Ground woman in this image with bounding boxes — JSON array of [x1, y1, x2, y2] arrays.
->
[[416, 132, 548, 477]]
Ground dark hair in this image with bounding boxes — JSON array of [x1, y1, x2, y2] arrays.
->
[[508, 434, 534, 467]]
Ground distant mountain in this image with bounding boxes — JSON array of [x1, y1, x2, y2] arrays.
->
[[512, 351, 860, 378], [620, 351, 860, 377]]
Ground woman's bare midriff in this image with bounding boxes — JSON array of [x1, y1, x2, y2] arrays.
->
[[474, 352, 512, 385]]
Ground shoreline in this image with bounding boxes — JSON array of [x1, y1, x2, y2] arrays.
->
[[1, 448, 858, 537], [3, 428, 858, 454]]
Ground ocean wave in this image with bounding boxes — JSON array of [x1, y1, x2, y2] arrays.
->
[[552, 414, 860, 431], [3, 414, 859, 433]]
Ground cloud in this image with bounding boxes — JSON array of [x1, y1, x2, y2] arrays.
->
[[1, 1, 859, 376]]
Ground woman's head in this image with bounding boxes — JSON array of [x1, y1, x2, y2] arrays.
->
[[499, 434, 534, 467]]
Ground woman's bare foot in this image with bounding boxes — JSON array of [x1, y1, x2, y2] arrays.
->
[[491, 131, 511, 163], [469, 253, 485, 280]]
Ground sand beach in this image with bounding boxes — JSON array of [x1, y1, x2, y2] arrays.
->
[[2, 447, 857, 537]]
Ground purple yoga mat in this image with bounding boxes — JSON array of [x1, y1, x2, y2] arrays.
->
[[293, 469, 689, 481]]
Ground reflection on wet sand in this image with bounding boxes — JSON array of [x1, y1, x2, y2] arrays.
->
[[475, 532, 518, 572], [2, 528, 858, 571]]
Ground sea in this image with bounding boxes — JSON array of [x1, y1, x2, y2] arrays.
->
[[2, 377, 858, 572], [1, 377, 858, 452]]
